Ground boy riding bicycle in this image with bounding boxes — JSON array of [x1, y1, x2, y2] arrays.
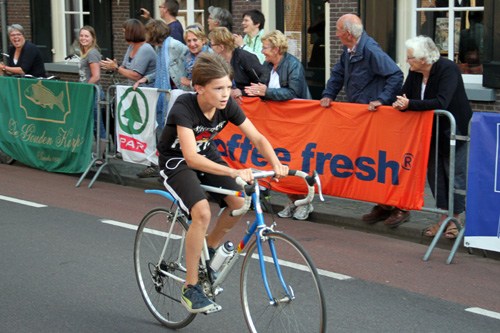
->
[[157, 52, 288, 313]]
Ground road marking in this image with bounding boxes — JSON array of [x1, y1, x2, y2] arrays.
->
[[465, 307, 500, 320], [104, 218, 353, 281], [0, 195, 47, 208], [251, 253, 352, 280]]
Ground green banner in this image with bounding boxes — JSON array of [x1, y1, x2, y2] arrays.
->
[[0, 77, 94, 173]]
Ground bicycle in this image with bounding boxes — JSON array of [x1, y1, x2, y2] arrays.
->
[[134, 169, 327, 332]]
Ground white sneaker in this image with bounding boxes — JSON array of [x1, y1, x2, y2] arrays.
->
[[277, 201, 296, 218], [293, 203, 313, 220]]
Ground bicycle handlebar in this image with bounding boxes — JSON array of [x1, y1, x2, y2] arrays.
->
[[230, 170, 325, 217]]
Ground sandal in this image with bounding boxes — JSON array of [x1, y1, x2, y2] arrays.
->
[[445, 222, 459, 239], [424, 222, 442, 237]]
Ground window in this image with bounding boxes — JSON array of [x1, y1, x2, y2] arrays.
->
[[44, 0, 112, 63], [178, 0, 206, 28], [415, 0, 484, 75]]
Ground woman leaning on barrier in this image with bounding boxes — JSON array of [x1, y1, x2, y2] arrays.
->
[[392, 36, 472, 239], [1, 24, 46, 78]]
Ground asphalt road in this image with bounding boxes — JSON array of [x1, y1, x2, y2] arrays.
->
[[1, 163, 500, 332]]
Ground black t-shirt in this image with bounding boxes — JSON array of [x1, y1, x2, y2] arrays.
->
[[158, 93, 246, 167]]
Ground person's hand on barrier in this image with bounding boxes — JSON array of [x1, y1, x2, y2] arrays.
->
[[320, 97, 332, 108], [231, 88, 243, 104], [244, 82, 267, 97], [367, 100, 382, 112], [100, 58, 118, 71], [181, 77, 191, 88], [133, 77, 148, 90], [140, 8, 151, 21], [392, 94, 409, 111]]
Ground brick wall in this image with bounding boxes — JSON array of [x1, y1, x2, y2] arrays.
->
[[5, 0, 32, 40]]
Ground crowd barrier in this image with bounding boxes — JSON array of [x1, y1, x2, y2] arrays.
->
[[71, 86, 469, 263]]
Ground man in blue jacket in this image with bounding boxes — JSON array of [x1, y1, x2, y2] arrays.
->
[[320, 14, 408, 227]]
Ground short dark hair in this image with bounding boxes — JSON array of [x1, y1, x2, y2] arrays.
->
[[242, 9, 265, 30], [163, 0, 179, 17], [123, 19, 146, 43], [145, 20, 171, 45], [192, 52, 234, 86]]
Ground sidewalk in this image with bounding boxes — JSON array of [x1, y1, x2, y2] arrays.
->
[[79, 156, 473, 256]]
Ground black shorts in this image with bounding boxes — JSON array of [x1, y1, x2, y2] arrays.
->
[[159, 153, 241, 217]]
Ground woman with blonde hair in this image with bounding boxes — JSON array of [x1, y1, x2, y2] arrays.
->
[[208, 27, 262, 103], [245, 30, 312, 220], [180, 23, 212, 90], [79, 25, 106, 150]]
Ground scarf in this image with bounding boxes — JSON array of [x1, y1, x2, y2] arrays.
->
[[155, 37, 172, 129]]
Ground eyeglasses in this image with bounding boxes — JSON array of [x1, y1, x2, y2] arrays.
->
[[158, 6, 165, 9], [186, 25, 202, 31], [262, 46, 273, 50], [210, 44, 220, 47], [10, 33, 23, 37], [407, 56, 416, 60]]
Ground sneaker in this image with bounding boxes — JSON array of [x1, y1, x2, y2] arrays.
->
[[293, 203, 313, 220], [277, 201, 297, 218], [181, 282, 219, 313], [136, 165, 159, 178]]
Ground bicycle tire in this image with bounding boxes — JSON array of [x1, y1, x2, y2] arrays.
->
[[134, 207, 196, 329], [240, 231, 327, 332]]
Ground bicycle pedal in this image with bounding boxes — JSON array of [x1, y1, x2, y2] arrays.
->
[[203, 304, 222, 315], [214, 286, 224, 295]]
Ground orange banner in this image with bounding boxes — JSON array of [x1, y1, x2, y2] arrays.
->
[[215, 97, 434, 210]]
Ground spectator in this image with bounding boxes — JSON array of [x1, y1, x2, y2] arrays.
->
[[100, 19, 156, 88], [101, 19, 158, 178], [1, 24, 46, 77], [320, 14, 405, 228], [140, 0, 185, 44], [208, 27, 263, 104], [233, 9, 266, 64], [393, 36, 472, 239], [245, 30, 312, 220], [180, 23, 212, 90], [207, 6, 233, 31], [134, 20, 189, 130], [78, 26, 106, 158], [157, 52, 288, 313]]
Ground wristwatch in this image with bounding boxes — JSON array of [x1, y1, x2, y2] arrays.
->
[[115, 65, 120, 72]]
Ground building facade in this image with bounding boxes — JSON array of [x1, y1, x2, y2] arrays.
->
[[1, 0, 498, 112]]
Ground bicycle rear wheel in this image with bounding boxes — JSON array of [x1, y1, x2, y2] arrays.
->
[[241, 231, 327, 332], [134, 207, 196, 329]]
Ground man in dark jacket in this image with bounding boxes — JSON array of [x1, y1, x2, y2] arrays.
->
[[320, 14, 408, 227]]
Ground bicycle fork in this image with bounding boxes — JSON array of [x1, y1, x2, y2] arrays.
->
[[257, 233, 294, 306]]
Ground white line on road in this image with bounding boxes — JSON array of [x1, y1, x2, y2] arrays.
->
[[103, 218, 353, 281], [0, 195, 47, 208], [465, 307, 500, 320]]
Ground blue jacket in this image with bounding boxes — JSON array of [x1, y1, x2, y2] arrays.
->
[[322, 31, 403, 105], [260, 52, 312, 101]]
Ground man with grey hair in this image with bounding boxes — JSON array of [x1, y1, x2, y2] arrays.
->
[[320, 14, 408, 228], [208, 6, 233, 31]]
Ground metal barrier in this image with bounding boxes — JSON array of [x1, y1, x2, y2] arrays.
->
[[76, 85, 171, 188], [422, 110, 470, 264]]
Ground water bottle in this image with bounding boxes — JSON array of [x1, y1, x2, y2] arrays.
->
[[210, 241, 235, 272]]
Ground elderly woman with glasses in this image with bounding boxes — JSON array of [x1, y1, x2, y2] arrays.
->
[[1, 24, 46, 77], [392, 35, 472, 239], [208, 27, 263, 103], [180, 23, 212, 90], [244, 30, 313, 221]]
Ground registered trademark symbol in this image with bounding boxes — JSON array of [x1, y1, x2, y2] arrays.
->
[[402, 153, 414, 170]]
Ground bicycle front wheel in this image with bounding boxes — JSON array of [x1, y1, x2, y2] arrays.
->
[[134, 207, 196, 329], [241, 232, 327, 332]]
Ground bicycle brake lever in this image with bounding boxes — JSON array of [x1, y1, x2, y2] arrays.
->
[[313, 171, 325, 202]]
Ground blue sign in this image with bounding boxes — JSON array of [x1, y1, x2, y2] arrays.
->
[[465, 112, 500, 252]]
